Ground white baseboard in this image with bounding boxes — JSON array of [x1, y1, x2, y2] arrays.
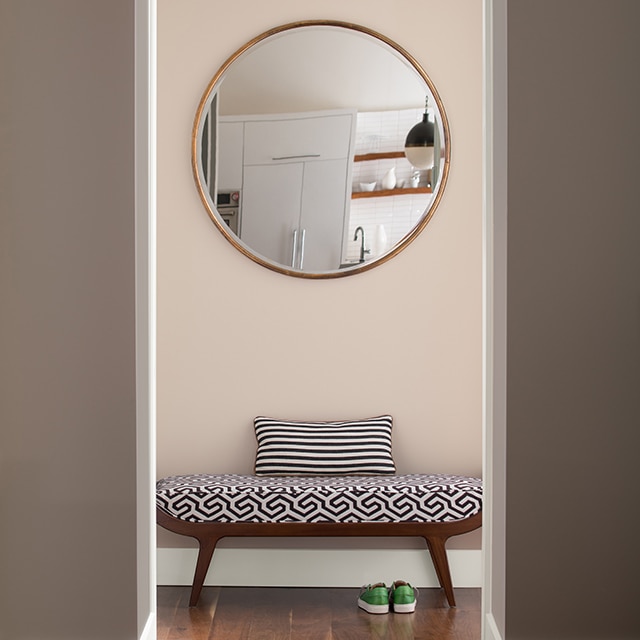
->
[[139, 612, 156, 640], [157, 546, 481, 588], [484, 613, 504, 640]]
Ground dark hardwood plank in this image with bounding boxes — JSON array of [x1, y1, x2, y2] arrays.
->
[[329, 588, 378, 640], [207, 588, 252, 640], [245, 588, 297, 640], [290, 588, 332, 640], [164, 587, 220, 640], [157, 586, 481, 640]]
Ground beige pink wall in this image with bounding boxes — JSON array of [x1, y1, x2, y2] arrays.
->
[[156, 0, 483, 552]]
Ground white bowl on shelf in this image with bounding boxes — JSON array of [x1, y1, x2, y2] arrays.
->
[[359, 181, 376, 192]]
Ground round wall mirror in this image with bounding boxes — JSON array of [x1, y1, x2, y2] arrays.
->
[[192, 20, 450, 278]]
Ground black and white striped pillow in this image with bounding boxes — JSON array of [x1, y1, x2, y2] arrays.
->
[[254, 415, 396, 476]]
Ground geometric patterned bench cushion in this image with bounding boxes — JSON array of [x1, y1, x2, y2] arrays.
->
[[156, 473, 482, 524]]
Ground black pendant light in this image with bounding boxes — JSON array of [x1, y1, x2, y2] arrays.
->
[[404, 97, 435, 170]]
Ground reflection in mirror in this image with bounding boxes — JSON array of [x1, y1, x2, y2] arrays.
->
[[192, 21, 450, 278]]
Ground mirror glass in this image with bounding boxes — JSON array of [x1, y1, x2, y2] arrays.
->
[[192, 21, 450, 278]]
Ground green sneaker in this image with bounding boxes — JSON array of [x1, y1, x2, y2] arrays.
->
[[357, 582, 390, 614], [389, 580, 417, 613]]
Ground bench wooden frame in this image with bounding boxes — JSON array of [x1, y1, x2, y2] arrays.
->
[[157, 506, 482, 607]]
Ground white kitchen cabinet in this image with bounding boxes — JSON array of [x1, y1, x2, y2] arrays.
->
[[217, 121, 244, 191], [237, 110, 355, 272], [241, 162, 303, 267], [243, 113, 354, 166], [296, 158, 350, 270], [241, 158, 349, 271]]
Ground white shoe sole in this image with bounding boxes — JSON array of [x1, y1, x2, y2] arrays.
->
[[357, 598, 389, 614], [392, 602, 416, 613]]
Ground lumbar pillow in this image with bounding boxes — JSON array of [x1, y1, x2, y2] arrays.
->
[[254, 415, 396, 476]]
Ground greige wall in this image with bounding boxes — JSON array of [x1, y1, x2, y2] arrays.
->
[[504, 1, 640, 638], [0, 1, 141, 639], [156, 0, 484, 552]]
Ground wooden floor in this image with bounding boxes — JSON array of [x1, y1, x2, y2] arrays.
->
[[157, 586, 481, 640]]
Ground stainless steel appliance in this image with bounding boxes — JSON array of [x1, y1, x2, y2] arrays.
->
[[216, 190, 241, 235]]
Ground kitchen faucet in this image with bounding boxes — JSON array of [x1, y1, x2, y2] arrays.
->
[[354, 226, 370, 263]]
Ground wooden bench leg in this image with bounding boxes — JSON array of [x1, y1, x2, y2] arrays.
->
[[424, 535, 456, 607], [189, 537, 220, 607]]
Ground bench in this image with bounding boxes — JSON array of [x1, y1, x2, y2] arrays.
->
[[156, 473, 482, 607]]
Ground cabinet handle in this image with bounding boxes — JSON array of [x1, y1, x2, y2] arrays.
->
[[291, 229, 298, 268], [272, 154, 321, 161], [299, 229, 306, 270]]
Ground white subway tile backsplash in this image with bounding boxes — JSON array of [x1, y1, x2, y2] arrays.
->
[[344, 107, 435, 264], [345, 194, 433, 262], [354, 108, 423, 156]]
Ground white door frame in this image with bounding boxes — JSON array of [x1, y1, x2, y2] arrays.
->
[[135, 1, 158, 638], [134, 2, 508, 638], [481, 1, 507, 638]]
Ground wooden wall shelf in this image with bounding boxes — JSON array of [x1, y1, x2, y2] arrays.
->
[[352, 187, 432, 199], [351, 150, 431, 198], [353, 151, 406, 162]]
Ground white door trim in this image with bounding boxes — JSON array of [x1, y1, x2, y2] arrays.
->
[[481, 0, 507, 639], [136, 0, 158, 638]]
